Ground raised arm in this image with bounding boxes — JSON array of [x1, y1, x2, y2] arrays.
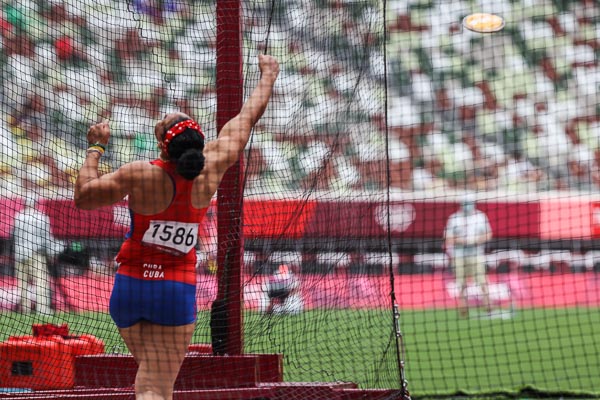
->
[[208, 54, 279, 173], [74, 120, 130, 210]]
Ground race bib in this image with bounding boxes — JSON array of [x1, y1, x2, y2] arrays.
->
[[141, 220, 199, 255]]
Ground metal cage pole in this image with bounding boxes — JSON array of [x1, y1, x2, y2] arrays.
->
[[215, 0, 244, 356]]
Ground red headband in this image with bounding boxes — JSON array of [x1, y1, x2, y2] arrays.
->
[[163, 119, 204, 156]]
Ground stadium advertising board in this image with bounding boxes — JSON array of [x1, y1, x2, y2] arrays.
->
[[0, 198, 594, 239]]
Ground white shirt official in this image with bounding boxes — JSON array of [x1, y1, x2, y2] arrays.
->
[[12, 200, 63, 315], [13, 206, 54, 261], [444, 209, 492, 258]]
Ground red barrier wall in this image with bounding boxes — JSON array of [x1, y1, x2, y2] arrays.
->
[[303, 201, 541, 238], [0, 197, 595, 239]]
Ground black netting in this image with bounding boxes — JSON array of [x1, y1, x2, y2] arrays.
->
[[1, 0, 599, 398]]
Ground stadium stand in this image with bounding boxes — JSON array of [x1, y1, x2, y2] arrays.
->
[[0, 0, 597, 196]]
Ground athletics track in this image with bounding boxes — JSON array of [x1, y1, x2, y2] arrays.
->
[[1, 272, 599, 312]]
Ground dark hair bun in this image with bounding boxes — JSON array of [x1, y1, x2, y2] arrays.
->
[[176, 148, 205, 180], [166, 126, 205, 180]]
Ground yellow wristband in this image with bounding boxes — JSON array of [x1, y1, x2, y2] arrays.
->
[[91, 143, 106, 151], [87, 145, 105, 156]]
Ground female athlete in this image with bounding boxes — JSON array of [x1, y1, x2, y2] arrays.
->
[[75, 54, 279, 400]]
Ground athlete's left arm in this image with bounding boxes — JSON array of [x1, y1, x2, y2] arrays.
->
[[74, 155, 133, 210]]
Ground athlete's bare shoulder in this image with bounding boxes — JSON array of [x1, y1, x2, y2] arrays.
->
[[121, 160, 155, 171], [118, 160, 160, 176], [124, 160, 175, 213], [186, 145, 219, 208], [201, 140, 219, 161], [108, 161, 168, 194]]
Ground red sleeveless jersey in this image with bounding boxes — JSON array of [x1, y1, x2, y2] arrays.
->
[[115, 159, 208, 285]]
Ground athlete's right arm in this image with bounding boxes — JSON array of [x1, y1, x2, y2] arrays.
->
[[74, 159, 137, 210], [75, 119, 137, 210]]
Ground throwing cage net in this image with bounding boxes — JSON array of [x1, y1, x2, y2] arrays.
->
[[0, 0, 599, 398]]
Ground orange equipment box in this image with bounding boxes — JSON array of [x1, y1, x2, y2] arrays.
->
[[0, 325, 104, 390]]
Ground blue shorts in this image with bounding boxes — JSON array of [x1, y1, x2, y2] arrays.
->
[[109, 273, 197, 328]]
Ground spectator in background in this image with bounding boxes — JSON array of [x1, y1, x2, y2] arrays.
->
[[198, 205, 218, 274], [471, 141, 505, 191], [566, 143, 596, 191], [352, 135, 387, 191], [497, 150, 543, 193], [297, 139, 332, 191], [244, 145, 268, 189], [116, 29, 147, 62], [0, 14, 13, 38], [0, 163, 18, 194], [250, 134, 294, 193], [534, 115, 573, 190], [133, 0, 181, 24], [351, 131, 412, 191], [412, 160, 447, 191], [54, 34, 87, 66], [388, 137, 413, 190], [18, 121, 71, 192], [444, 196, 492, 318], [10, 93, 48, 134], [12, 196, 63, 315], [266, 264, 301, 315]]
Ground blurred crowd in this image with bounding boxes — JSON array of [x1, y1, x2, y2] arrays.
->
[[0, 0, 599, 197]]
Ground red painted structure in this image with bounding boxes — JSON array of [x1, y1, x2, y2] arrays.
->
[[1, 197, 597, 240], [0, 326, 105, 391], [215, 0, 244, 356], [0, 351, 404, 399]]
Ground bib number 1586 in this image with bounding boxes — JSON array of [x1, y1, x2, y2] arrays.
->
[[141, 220, 198, 255]]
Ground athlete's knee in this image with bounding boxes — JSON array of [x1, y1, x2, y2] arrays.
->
[[135, 380, 172, 400], [135, 367, 175, 399], [135, 389, 166, 400]]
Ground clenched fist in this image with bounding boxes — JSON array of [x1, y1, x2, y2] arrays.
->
[[87, 119, 110, 146]]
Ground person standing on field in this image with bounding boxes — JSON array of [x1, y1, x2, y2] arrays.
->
[[13, 196, 62, 315], [266, 264, 300, 315], [444, 196, 492, 318]]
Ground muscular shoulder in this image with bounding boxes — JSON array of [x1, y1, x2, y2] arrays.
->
[[119, 160, 154, 173], [115, 161, 163, 181], [202, 140, 222, 166], [202, 137, 239, 174], [197, 140, 225, 181]]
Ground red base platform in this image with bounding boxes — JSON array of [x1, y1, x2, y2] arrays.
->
[[74, 353, 283, 389], [0, 353, 406, 400]]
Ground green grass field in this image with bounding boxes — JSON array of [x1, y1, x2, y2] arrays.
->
[[1, 308, 599, 397]]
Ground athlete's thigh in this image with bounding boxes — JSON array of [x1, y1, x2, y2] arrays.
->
[[119, 321, 195, 373], [109, 273, 145, 329], [147, 280, 197, 326], [110, 275, 197, 329]]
